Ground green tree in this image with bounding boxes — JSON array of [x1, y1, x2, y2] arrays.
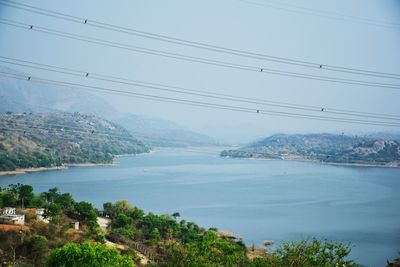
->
[[74, 201, 99, 234], [75, 201, 97, 223], [28, 235, 48, 266], [30, 194, 46, 208], [0, 190, 18, 207], [161, 230, 246, 267], [103, 202, 113, 216], [46, 242, 135, 267], [113, 213, 133, 228], [55, 193, 75, 211], [149, 228, 161, 241], [43, 187, 59, 203], [17, 184, 34, 208], [270, 238, 362, 267], [45, 203, 61, 222]]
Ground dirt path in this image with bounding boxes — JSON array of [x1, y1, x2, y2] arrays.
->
[[97, 217, 150, 265]]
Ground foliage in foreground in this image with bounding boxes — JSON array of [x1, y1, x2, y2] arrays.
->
[[0, 184, 372, 267], [47, 242, 135, 267], [248, 239, 362, 267]]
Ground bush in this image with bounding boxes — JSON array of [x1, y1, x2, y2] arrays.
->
[[269, 238, 362, 267], [46, 242, 135, 267]]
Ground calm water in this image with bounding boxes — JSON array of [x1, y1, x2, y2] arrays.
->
[[1, 148, 399, 267]]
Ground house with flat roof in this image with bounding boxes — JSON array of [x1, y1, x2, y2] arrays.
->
[[0, 208, 25, 225]]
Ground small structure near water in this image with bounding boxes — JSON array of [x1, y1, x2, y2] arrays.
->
[[0, 207, 25, 225]]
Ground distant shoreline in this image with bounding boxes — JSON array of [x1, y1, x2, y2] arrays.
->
[[0, 166, 67, 176], [224, 156, 400, 168], [64, 163, 115, 167], [0, 152, 154, 176], [0, 162, 115, 176]]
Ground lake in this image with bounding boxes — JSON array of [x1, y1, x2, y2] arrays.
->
[[1, 147, 399, 266]]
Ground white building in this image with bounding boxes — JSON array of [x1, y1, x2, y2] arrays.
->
[[0, 208, 25, 225]]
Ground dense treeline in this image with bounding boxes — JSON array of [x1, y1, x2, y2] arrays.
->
[[0, 147, 62, 171], [2, 184, 398, 266]]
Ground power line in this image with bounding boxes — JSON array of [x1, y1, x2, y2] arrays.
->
[[1, 56, 400, 122], [243, 0, 400, 29], [0, 116, 219, 147], [0, 102, 219, 147], [1, 0, 399, 80], [0, 125, 221, 155], [1, 70, 400, 128], [0, 125, 142, 143], [0, 114, 143, 141], [1, 19, 400, 91]]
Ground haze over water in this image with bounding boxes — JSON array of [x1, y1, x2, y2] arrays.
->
[[1, 147, 399, 267]]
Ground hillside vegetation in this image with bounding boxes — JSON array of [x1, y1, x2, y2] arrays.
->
[[221, 133, 400, 167], [0, 112, 149, 171], [0, 184, 364, 267], [0, 66, 217, 148]]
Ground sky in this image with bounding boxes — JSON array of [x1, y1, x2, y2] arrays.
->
[[0, 0, 400, 142]]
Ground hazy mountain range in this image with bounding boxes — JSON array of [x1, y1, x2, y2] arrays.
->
[[0, 66, 217, 147]]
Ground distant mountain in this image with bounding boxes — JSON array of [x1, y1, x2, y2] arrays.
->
[[113, 114, 216, 147], [0, 66, 216, 147], [221, 133, 400, 167], [0, 112, 149, 171]]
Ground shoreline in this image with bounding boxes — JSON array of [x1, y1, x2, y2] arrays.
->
[[223, 156, 400, 168], [64, 163, 115, 167], [0, 162, 116, 176], [0, 151, 152, 176], [0, 166, 67, 176]]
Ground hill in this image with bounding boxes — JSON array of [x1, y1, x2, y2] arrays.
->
[[0, 66, 216, 147], [0, 112, 149, 171], [221, 133, 400, 167]]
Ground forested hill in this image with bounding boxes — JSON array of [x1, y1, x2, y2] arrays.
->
[[0, 112, 149, 171], [221, 133, 400, 167]]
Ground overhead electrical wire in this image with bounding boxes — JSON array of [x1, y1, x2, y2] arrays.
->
[[1, 19, 400, 91], [1, 56, 400, 122], [245, 0, 400, 29], [1, 70, 400, 128], [0, 126, 221, 155], [0, 99, 221, 147], [0, 113, 220, 147], [1, 0, 399, 80], [0, 124, 142, 143], [0, 115, 144, 142]]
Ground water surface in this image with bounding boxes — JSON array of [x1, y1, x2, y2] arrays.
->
[[1, 148, 399, 266]]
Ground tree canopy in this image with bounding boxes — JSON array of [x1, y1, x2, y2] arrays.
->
[[47, 242, 135, 267]]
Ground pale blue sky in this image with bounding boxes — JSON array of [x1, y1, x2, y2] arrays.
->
[[0, 0, 399, 142]]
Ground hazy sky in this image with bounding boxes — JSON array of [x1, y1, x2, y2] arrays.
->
[[0, 0, 399, 142]]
